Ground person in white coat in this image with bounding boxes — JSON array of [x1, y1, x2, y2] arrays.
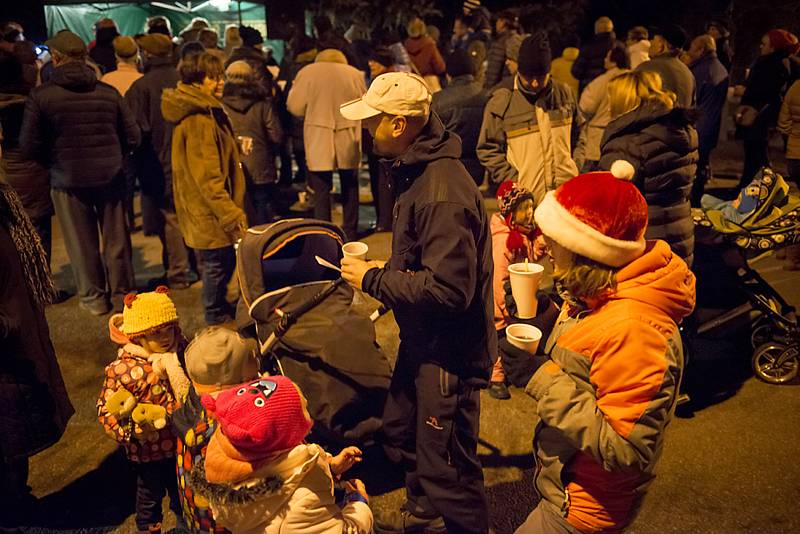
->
[[574, 43, 630, 171], [626, 26, 650, 70], [287, 49, 366, 240]]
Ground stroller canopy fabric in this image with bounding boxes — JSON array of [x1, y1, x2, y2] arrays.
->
[[693, 167, 800, 252]]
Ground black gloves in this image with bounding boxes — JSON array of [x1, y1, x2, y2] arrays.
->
[[503, 279, 517, 318], [498, 337, 550, 388]]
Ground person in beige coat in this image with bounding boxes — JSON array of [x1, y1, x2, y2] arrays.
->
[[101, 36, 142, 97], [777, 79, 800, 269], [477, 34, 579, 206], [287, 49, 366, 240], [191, 375, 373, 534], [573, 43, 629, 171]]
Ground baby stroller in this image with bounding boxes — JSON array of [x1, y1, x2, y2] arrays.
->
[[691, 167, 800, 384], [235, 218, 392, 444]]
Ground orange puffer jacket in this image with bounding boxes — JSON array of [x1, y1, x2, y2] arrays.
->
[[524, 240, 696, 533]]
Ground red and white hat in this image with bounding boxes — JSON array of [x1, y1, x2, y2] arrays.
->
[[533, 160, 648, 267]]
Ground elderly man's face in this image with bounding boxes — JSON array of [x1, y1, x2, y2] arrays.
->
[[650, 35, 668, 57]]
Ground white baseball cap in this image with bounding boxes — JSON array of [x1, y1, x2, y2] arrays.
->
[[340, 72, 432, 121]]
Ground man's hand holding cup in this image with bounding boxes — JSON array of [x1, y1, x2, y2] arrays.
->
[[341, 256, 386, 290]]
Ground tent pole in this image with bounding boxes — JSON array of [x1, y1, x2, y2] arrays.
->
[[238, 0, 242, 25]]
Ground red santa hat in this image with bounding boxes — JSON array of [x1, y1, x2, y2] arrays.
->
[[533, 160, 649, 267]]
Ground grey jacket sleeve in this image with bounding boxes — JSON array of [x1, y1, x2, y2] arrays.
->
[[476, 89, 518, 184], [524, 319, 679, 473]]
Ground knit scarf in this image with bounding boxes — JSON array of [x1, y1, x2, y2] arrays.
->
[[504, 213, 532, 256], [0, 182, 55, 307]]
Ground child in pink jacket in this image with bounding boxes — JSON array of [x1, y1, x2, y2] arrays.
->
[[489, 181, 543, 399]]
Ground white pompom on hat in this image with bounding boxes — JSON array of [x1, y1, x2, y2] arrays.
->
[[533, 161, 649, 267], [610, 159, 635, 181]]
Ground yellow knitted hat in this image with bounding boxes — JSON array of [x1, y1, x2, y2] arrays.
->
[[122, 286, 179, 338]]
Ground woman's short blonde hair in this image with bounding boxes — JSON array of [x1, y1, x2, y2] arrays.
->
[[608, 70, 676, 119]]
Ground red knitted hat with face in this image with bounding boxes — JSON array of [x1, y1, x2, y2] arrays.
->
[[202, 375, 312, 459], [533, 161, 649, 267]]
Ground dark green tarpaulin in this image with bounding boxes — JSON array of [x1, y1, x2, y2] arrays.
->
[[44, 2, 284, 62]]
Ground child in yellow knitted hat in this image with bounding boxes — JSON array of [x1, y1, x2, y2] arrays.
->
[[97, 286, 191, 534]]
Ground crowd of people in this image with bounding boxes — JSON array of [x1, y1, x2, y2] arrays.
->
[[1, 5, 800, 534]]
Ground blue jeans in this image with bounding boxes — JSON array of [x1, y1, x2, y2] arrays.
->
[[249, 183, 276, 227], [198, 246, 236, 325]]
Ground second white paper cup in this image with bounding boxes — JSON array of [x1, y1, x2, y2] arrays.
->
[[342, 241, 369, 260], [506, 324, 543, 354], [508, 262, 544, 319]]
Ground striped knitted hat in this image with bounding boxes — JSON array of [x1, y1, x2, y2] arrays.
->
[[497, 181, 534, 219], [121, 286, 178, 338]]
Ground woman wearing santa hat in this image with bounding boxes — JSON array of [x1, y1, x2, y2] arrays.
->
[[502, 164, 696, 533]]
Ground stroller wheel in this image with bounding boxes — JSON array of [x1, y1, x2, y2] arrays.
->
[[752, 342, 799, 384], [750, 319, 775, 349]]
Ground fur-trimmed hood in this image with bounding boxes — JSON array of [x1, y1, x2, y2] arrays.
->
[[190, 443, 346, 532]]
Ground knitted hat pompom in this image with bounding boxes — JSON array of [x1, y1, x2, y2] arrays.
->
[[610, 159, 635, 181]]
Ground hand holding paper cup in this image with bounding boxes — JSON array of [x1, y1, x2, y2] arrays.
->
[[505, 324, 543, 354], [342, 241, 369, 261], [508, 262, 544, 319]]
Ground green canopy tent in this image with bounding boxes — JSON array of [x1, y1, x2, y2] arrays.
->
[[43, 0, 285, 62]]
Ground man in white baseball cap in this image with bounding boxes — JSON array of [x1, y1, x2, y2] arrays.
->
[[340, 71, 494, 533]]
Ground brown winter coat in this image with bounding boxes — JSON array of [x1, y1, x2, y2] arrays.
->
[[0, 221, 73, 460], [161, 83, 246, 250], [404, 36, 445, 77]]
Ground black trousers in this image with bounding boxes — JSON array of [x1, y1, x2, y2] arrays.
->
[[134, 458, 180, 531], [308, 169, 359, 240], [0, 455, 31, 528], [382, 351, 489, 533], [740, 125, 770, 187], [691, 148, 712, 208]]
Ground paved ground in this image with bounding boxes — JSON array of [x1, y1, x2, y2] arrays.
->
[[21, 134, 800, 533]]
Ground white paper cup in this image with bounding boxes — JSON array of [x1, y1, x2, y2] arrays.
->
[[508, 262, 544, 319], [342, 241, 369, 261], [506, 324, 543, 354]]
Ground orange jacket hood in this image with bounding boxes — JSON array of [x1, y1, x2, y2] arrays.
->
[[609, 240, 696, 324]]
